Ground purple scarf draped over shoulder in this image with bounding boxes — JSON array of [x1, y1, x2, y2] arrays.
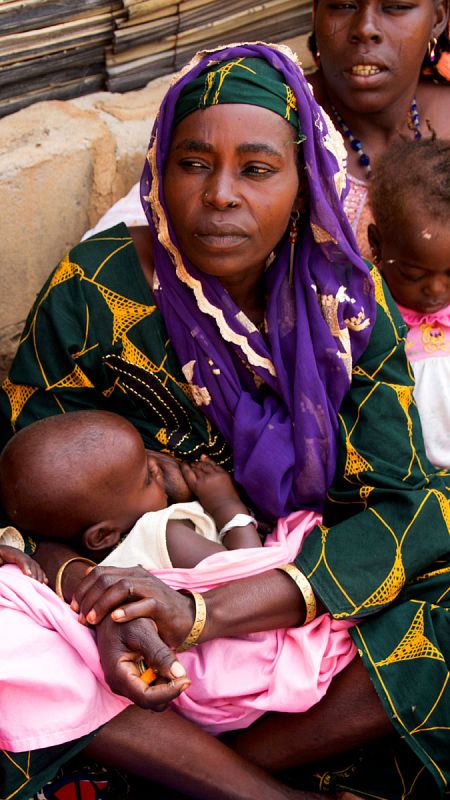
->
[[140, 42, 376, 518]]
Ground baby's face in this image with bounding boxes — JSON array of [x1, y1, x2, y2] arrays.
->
[[379, 215, 450, 314], [93, 429, 171, 533], [125, 449, 169, 519]]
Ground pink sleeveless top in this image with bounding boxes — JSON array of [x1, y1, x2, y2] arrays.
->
[[344, 174, 373, 261]]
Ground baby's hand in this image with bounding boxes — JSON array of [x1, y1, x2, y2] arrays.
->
[[0, 546, 48, 583], [180, 455, 241, 516]]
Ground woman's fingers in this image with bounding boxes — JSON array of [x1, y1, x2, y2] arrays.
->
[[71, 565, 150, 620], [72, 567, 194, 649], [111, 652, 190, 709], [96, 615, 190, 709], [111, 597, 162, 623]]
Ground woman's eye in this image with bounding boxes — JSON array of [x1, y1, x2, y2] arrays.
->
[[179, 159, 208, 170], [243, 165, 275, 177], [326, 2, 357, 10], [383, 2, 414, 10]]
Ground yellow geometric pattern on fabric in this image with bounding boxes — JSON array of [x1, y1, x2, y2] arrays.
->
[[392, 384, 413, 417], [371, 268, 399, 338], [2, 748, 31, 799], [120, 335, 197, 407], [49, 365, 93, 390], [94, 284, 155, 344], [156, 428, 169, 446], [345, 440, 373, 478], [48, 255, 84, 292], [390, 383, 421, 478], [121, 334, 160, 375], [429, 490, 450, 532], [359, 484, 374, 505], [376, 606, 445, 666], [202, 57, 256, 106], [284, 84, 298, 122], [2, 378, 37, 431], [364, 546, 405, 608], [102, 380, 119, 399]]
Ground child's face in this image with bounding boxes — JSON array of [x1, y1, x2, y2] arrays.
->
[[90, 430, 170, 534], [121, 449, 169, 522], [372, 215, 450, 314]]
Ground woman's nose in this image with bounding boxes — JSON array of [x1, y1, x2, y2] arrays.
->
[[202, 171, 240, 210], [349, 6, 383, 44]]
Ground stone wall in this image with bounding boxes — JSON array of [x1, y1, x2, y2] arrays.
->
[[0, 35, 313, 382]]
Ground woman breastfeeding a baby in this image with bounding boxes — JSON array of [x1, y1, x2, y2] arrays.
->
[[0, 40, 449, 800]]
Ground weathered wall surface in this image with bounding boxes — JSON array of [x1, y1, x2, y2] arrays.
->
[[0, 74, 171, 380], [0, 36, 312, 382]]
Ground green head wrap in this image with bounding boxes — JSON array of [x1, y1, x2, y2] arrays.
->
[[173, 56, 304, 139]]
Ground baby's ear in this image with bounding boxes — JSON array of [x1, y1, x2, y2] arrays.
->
[[82, 522, 122, 553]]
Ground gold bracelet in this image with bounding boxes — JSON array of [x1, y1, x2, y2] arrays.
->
[[55, 556, 97, 601], [177, 590, 207, 652], [276, 563, 317, 624]]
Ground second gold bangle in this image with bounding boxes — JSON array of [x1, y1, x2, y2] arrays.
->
[[277, 563, 317, 624], [177, 590, 207, 651]]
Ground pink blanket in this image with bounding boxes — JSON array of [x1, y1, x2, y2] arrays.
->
[[0, 565, 130, 752], [0, 510, 355, 749], [161, 510, 355, 733]]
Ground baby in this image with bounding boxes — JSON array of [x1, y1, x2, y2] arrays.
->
[[368, 137, 450, 470], [0, 409, 355, 735], [0, 410, 261, 575]]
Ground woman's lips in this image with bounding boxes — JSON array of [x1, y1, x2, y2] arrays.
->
[[194, 229, 249, 249], [349, 64, 383, 77]]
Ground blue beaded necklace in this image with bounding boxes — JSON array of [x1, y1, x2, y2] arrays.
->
[[331, 98, 422, 179]]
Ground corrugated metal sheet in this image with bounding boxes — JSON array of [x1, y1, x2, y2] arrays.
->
[[0, 0, 313, 116]]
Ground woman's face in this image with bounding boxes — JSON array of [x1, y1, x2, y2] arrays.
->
[[314, 0, 446, 113], [163, 104, 300, 283]]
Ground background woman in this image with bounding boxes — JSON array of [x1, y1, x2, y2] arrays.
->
[[83, 0, 450, 260], [0, 43, 448, 800], [308, 0, 450, 257]]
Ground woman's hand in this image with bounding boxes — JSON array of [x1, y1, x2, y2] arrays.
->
[[95, 612, 191, 709], [71, 565, 194, 650]]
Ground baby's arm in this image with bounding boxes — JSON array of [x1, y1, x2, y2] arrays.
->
[[0, 544, 48, 583], [180, 456, 262, 551], [166, 519, 227, 568]]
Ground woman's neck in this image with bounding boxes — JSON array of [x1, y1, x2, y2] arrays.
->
[[130, 226, 154, 286], [129, 226, 266, 327], [310, 71, 420, 176], [219, 272, 266, 328]]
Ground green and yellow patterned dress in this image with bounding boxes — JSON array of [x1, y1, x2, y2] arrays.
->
[[0, 225, 449, 800]]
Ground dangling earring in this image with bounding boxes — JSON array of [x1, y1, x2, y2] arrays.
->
[[428, 37, 438, 63], [288, 210, 300, 287]]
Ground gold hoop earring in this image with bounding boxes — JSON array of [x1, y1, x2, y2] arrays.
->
[[428, 36, 438, 63], [288, 210, 300, 287]]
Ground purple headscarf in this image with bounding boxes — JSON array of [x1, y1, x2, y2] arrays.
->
[[140, 42, 375, 518]]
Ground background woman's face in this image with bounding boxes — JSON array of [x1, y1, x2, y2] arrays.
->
[[163, 104, 300, 283], [314, 0, 445, 112]]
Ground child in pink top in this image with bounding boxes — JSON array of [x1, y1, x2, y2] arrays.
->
[[368, 138, 450, 470]]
